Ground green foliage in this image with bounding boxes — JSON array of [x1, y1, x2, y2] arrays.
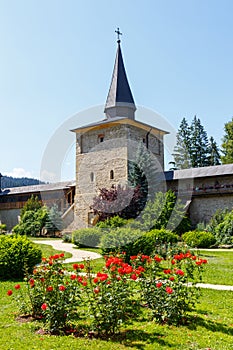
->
[[131, 229, 179, 257], [13, 206, 48, 236], [134, 250, 206, 325], [83, 257, 139, 335], [72, 228, 103, 248], [207, 209, 233, 245], [0, 223, 7, 234], [44, 204, 63, 235], [20, 195, 42, 217], [172, 116, 221, 169], [0, 235, 42, 280], [172, 117, 192, 169], [12, 254, 82, 333], [139, 190, 191, 233], [182, 230, 216, 248], [221, 117, 233, 164], [62, 232, 72, 243], [100, 228, 142, 260], [208, 136, 221, 166], [213, 211, 233, 245], [96, 215, 128, 228]]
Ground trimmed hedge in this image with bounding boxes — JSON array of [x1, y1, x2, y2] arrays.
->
[[100, 228, 142, 260], [182, 230, 216, 248], [0, 235, 42, 280], [132, 229, 179, 256], [72, 228, 103, 248]]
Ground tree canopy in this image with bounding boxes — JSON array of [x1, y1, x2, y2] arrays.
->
[[172, 116, 221, 169], [221, 117, 233, 164]]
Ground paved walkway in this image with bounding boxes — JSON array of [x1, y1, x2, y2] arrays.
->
[[33, 240, 233, 291], [33, 240, 102, 264]]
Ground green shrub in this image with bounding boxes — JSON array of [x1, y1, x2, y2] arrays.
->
[[96, 215, 129, 228], [100, 228, 142, 260], [62, 232, 72, 243], [182, 230, 216, 248], [0, 224, 7, 234], [213, 211, 233, 245], [132, 229, 179, 256], [72, 228, 103, 248], [0, 235, 42, 280]]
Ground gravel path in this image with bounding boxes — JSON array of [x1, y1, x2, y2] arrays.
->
[[33, 240, 102, 263]]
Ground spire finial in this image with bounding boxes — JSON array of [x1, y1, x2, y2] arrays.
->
[[115, 27, 122, 43]]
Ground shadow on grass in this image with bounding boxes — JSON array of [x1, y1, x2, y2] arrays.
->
[[187, 313, 233, 337], [107, 329, 174, 349]]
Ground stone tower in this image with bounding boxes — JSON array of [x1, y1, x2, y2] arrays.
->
[[72, 35, 168, 228]]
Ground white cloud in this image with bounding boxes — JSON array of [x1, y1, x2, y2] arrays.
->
[[5, 168, 34, 178]]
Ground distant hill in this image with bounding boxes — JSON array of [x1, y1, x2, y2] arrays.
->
[[1, 176, 46, 189]]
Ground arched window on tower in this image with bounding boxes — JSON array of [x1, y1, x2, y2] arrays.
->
[[90, 172, 95, 182], [98, 134, 105, 143], [110, 170, 114, 180]]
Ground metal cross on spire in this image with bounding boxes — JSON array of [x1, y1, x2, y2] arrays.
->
[[115, 27, 122, 43]]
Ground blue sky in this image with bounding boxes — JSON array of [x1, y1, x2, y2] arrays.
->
[[1, 0, 233, 181]]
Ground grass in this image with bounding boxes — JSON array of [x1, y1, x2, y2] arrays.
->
[[195, 250, 233, 285], [1, 282, 233, 349]]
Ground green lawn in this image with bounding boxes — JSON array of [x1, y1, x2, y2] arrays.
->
[[196, 250, 233, 285], [1, 281, 233, 350]]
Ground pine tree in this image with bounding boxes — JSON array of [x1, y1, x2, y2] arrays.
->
[[190, 116, 209, 167], [172, 116, 219, 169], [45, 204, 63, 236], [172, 117, 192, 169], [208, 136, 221, 166], [221, 117, 233, 164]]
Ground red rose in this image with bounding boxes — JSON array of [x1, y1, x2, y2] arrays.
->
[[169, 276, 175, 281], [130, 274, 137, 281], [94, 287, 100, 294], [176, 269, 184, 276], [166, 287, 173, 294], [70, 274, 77, 280], [156, 282, 163, 288], [14, 284, 20, 290], [73, 263, 79, 270], [47, 286, 53, 292], [59, 285, 66, 291], [154, 255, 162, 262], [79, 264, 85, 269], [41, 303, 47, 311], [93, 277, 99, 283], [82, 281, 87, 287], [7, 290, 13, 296]]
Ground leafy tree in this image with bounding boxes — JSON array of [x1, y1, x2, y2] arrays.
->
[[138, 190, 191, 234], [221, 117, 233, 164], [20, 195, 42, 217], [208, 136, 221, 166], [172, 117, 192, 169], [13, 196, 48, 236], [91, 184, 144, 222], [13, 206, 48, 236], [44, 204, 63, 236]]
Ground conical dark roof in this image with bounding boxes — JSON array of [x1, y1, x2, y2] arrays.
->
[[104, 41, 136, 119]]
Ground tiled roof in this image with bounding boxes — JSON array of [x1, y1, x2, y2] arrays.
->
[[165, 164, 233, 180], [0, 180, 75, 196]]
